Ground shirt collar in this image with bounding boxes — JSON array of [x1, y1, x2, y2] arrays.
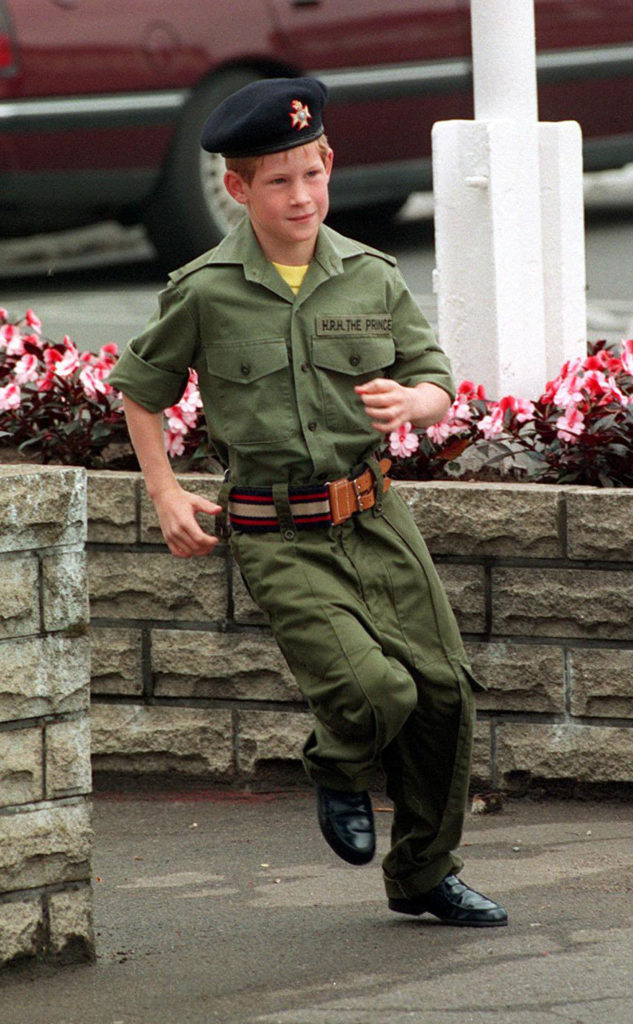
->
[[202, 218, 368, 301]]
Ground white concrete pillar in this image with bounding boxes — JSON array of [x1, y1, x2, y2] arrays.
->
[[470, 0, 538, 121], [432, 0, 587, 399], [433, 117, 547, 398], [538, 121, 587, 377]]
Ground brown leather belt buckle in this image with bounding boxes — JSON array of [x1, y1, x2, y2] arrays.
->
[[328, 459, 392, 527]]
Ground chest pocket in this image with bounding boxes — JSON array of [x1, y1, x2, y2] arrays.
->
[[312, 336, 396, 431], [206, 338, 295, 446]]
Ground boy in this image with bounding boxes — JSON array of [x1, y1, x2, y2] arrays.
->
[[109, 77, 506, 927]]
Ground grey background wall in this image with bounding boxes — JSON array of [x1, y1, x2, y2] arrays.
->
[[87, 472, 633, 793]]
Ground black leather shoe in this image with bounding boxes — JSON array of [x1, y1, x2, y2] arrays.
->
[[316, 786, 375, 865], [389, 874, 508, 927]]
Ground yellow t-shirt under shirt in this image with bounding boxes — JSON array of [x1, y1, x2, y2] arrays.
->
[[272, 262, 309, 294]]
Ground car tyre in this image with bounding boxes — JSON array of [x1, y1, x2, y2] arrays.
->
[[144, 68, 262, 271]]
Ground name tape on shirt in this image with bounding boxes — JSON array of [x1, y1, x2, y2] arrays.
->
[[316, 315, 393, 337]]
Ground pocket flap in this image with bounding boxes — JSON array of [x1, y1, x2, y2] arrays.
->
[[207, 339, 289, 384], [312, 336, 395, 376]]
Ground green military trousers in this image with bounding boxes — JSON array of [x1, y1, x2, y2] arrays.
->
[[230, 486, 479, 899]]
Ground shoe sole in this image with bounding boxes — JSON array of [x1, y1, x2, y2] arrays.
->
[[388, 899, 508, 927]]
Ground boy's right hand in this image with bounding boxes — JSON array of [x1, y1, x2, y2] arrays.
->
[[153, 484, 222, 558]]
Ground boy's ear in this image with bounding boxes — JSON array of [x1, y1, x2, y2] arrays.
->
[[224, 170, 249, 205], [324, 146, 334, 181]]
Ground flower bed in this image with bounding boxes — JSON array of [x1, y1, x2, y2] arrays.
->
[[2, 308, 633, 486]]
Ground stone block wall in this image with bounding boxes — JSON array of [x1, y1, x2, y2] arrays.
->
[[0, 467, 93, 968], [87, 472, 633, 793]]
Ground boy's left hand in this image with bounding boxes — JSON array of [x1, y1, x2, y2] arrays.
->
[[355, 378, 450, 433]]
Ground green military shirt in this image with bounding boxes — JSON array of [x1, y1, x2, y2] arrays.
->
[[110, 218, 454, 487]]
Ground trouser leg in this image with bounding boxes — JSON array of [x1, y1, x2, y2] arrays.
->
[[381, 662, 475, 898], [231, 491, 479, 887], [231, 526, 418, 791]]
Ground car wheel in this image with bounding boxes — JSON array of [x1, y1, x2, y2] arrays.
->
[[144, 68, 262, 270]]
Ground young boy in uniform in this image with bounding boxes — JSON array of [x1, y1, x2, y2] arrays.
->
[[109, 77, 507, 927]]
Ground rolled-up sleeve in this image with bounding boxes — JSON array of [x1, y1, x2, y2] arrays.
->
[[108, 284, 199, 413], [388, 267, 455, 401]]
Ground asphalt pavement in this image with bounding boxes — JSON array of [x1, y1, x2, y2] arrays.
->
[[2, 788, 633, 1024]]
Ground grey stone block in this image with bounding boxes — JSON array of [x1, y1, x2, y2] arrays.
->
[[0, 802, 92, 892], [467, 641, 565, 712], [87, 471, 138, 544], [494, 722, 633, 784], [46, 717, 92, 799], [0, 635, 89, 721], [0, 728, 43, 807], [470, 718, 492, 784], [90, 704, 234, 778], [397, 480, 563, 558], [88, 550, 228, 622], [0, 554, 40, 640], [152, 629, 301, 701], [491, 567, 633, 640], [236, 709, 310, 778], [90, 627, 143, 696], [41, 551, 89, 633], [0, 466, 85, 553], [48, 887, 94, 961], [436, 563, 487, 634], [569, 648, 633, 718], [0, 899, 44, 966], [566, 488, 633, 561]]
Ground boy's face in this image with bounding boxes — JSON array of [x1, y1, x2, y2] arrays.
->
[[224, 141, 333, 263]]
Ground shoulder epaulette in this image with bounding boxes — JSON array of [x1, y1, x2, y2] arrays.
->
[[357, 242, 397, 267], [168, 249, 215, 285]]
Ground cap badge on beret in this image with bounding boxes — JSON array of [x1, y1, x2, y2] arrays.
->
[[200, 76, 328, 158], [289, 99, 312, 132]]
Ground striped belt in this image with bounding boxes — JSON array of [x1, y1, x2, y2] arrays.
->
[[228, 459, 392, 534]]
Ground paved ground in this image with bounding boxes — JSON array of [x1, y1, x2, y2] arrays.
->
[[2, 789, 632, 1024]]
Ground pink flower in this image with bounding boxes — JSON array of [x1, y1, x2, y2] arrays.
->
[[0, 382, 21, 411], [499, 395, 535, 424], [13, 353, 40, 384], [582, 369, 629, 406], [0, 323, 20, 352], [389, 422, 420, 458], [426, 419, 452, 445], [620, 339, 633, 377], [478, 405, 505, 440], [552, 374, 584, 409], [457, 380, 487, 402], [556, 406, 585, 441], [98, 342, 119, 361], [164, 428, 186, 457], [24, 309, 42, 333], [54, 337, 80, 377], [80, 365, 112, 399]]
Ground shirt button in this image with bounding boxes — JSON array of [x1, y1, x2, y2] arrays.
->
[[301, 362, 309, 373], [240, 363, 250, 376], [349, 354, 360, 367], [308, 421, 317, 431]]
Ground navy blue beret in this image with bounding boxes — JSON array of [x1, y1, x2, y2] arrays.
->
[[200, 77, 328, 158]]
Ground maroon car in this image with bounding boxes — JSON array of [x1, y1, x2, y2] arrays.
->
[[1, 0, 633, 267]]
